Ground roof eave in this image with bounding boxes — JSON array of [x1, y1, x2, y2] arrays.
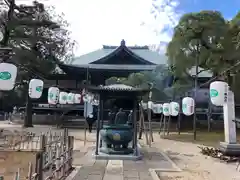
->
[[90, 44, 156, 65]]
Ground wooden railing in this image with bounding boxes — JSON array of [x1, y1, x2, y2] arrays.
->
[[1, 129, 74, 180]]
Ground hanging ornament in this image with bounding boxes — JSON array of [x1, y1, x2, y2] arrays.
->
[[156, 104, 163, 114], [0, 63, 17, 91], [59, 92, 68, 104], [152, 103, 158, 114], [28, 79, 44, 99], [83, 94, 88, 102], [163, 103, 170, 116], [170, 102, 179, 116], [74, 94, 81, 104], [67, 93, 75, 104], [147, 101, 153, 109], [88, 93, 94, 103], [210, 81, 229, 106], [182, 97, 195, 116], [141, 101, 147, 110], [48, 87, 59, 105]]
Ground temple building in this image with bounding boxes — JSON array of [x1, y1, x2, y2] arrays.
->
[[57, 39, 167, 85], [35, 40, 167, 103], [32, 39, 212, 113]]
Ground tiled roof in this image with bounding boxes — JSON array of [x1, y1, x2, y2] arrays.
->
[[71, 45, 167, 65], [86, 84, 150, 92]]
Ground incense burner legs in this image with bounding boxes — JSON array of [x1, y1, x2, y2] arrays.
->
[[99, 125, 133, 155]]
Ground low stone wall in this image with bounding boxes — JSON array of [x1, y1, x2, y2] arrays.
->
[[12, 114, 56, 125], [12, 114, 80, 125]]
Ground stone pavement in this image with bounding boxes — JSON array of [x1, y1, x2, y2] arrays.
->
[[72, 144, 177, 180]]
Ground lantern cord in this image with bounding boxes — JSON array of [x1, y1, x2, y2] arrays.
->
[[198, 61, 240, 88], [13, 62, 81, 92], [175, 60, 240, 98]]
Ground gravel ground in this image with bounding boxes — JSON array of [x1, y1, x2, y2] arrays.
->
[[149, 133, 240, 180]]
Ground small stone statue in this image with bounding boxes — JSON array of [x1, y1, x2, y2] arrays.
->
[[115, 108, 127, 124], [108, 107, 117, 125], [127, 110, 133, 126]]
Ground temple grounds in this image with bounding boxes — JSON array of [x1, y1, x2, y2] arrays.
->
[[0, 122, 240, 180]]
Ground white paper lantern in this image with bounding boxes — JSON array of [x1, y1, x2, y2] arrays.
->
[[210, 81, 228, 106], [141, 102, 147, 110], [74, 94, 81, 104], [157, 104, 163, 114], [0, 63, 17, 91], [83, 94, 88, 102], [0, 31, 3, 42], [92, 99, 99, 106], [48, 87, 59, 105], [163, 103, 170, 116], [148, 101, 153, 109], [59, 92, 68, 104], [170, 102, 180, 116], [182, 97, 195, 116], [152, 103, 158, 113], [67, 93, 75, 104], [88, 94, 93, 103], [28, 79, 44, 99]]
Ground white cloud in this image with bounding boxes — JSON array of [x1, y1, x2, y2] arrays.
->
[[18, 0, 181, 55], [144, 0, 182, 52]]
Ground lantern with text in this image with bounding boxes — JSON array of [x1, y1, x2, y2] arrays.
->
[[152, 103, 158, 113], [48, 87, 59, 105], [182, 97, 195, 116], [148, 101, 153, 109], [170, 102, 179, 116], [59, 92, 68, 104], [157, 104, 163, 114], [210, 81, 229, 106], [141, 101, 147, 110], [74, 94, 81, 104], [0, 63, 17, 91], [28, 79, 44, 99], [67, 93, 75, 104], [163, 103, 170, 116]]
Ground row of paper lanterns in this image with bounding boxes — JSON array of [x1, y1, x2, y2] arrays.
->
[[0, 63, 95, 105], [143, 80, 230, 116], [0, 62, 230, 107], [28, 79, 83, 104], [28, 79, 99, 105], [143, 97, 195, 116]]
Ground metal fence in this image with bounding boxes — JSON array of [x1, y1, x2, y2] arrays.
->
[[1, 129, 74, 180]]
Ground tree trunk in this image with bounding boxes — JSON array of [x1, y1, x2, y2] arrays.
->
[[23, 94, 33, 127]]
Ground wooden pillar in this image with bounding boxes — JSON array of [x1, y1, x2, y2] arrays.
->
[[95, 94, 102, 155], [133, 98, 138, 156]]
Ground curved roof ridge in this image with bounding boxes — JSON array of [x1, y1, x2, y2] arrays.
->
[[103, 45, 149, 50], [89, 44, 155, 65]]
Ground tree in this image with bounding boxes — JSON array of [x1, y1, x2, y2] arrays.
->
[[105, 65, 171, 101], [167, 11, 230, 78], [0, 0, 75, 127]]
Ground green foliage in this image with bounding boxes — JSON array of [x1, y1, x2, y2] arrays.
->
[[166, 10, 240, 100], [0, 1, 75, 81], [167, 11, 230, 77], [0, 0, 75, 107], [105, 65, 171, 101]]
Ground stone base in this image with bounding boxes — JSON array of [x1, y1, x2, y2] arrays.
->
[[93, 144, 142, 161], [100, 147, 133, 155], [219, 142, 240, 156]]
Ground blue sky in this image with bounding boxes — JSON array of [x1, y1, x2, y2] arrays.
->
[[42, 0, 240, 56], [177, 0, 239, 20]]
